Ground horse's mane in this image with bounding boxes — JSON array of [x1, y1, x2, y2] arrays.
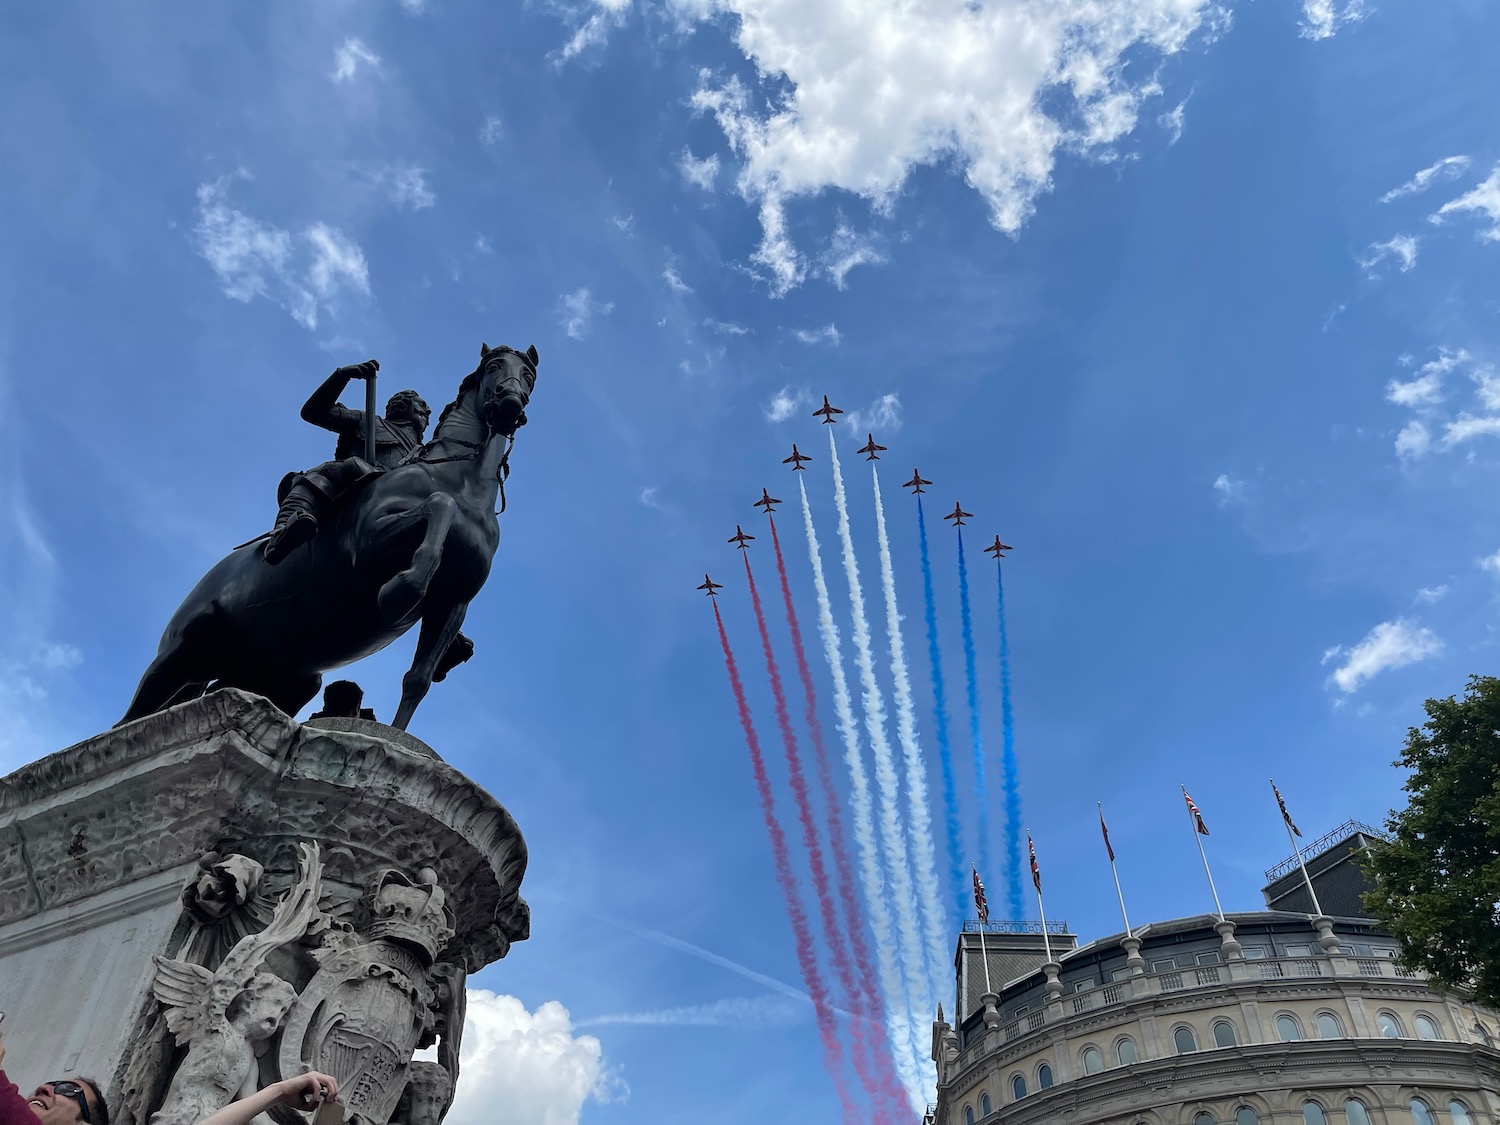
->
[[435, 346, 526, 432]]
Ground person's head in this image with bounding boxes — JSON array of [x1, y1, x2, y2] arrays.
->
[[386, 391, 431, 434], [27, 1078, 108, 1125], [225, 973, 298, 1042], [394, 1063, 453, 1125]]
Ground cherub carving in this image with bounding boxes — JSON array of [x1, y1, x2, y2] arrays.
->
[[149, 843, 325, 1125]]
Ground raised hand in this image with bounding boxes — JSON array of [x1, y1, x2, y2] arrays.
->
[[274, 1071, 340, 1111], [339, 359, 380, 381]]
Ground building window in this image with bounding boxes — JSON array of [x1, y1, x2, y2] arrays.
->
[[1344, 1101, 1372, 1125], [1276, 1015, 1302, 1041], [1111, 967, 1133, 982], [1195, 1114, 1217, 1125], [1303, 1102, 1328, 1125], [1197, 951, 1222, 965], [1449, 1101, 1473, 1125], [1315, 1012, 1343, 1038], [1174, 1026, 1198, 1054], [1152, 958, 1177, 972], [965, 1107, 974, 1125], [1377, 1012, 1403, 1038], [1116, 1037, 1138, 1065], [1284, 943, 1313, 957], [1082, 1046, 1103, 1074], [1237, 1108, 1260, 1125], [1240, 946, 1269, 959], [982, 1093, 992, 1115], [1037, 1063, 1053, 1089], [1415, 1014, 1441, 1040], [1213, 1020, 1238, 1047], [1010, 1075, 1026, 1101], [1071, 979, 1093, 993], [1411, 1099, 1435, 1125]]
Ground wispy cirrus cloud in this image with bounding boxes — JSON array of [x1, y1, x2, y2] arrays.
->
[[1212, 473, 1245, 509], [764, 386, 809, 423], [559, 287, 613, 339], [1358, 234, 1419, 278], [663, 263, 693, 295], [704, 318, 749, 336], [678, 149, 720, 191], [1299, 0, 1366, 40], [333, 37, 381, 82], [1382, 348, 1500, 460], [791, 323, 839, 346], [1323, 618, 1441, 694], [820, 222, 884, 289], [1380, 155, 1470, 203], [844, 393, 902, 437], [1433, 163, 1500, 242]]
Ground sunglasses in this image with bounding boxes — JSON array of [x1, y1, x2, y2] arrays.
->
[[43, 1081, 93, 1124]]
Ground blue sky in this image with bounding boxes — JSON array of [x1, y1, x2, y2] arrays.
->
[[3, 0, 1500, 1121]]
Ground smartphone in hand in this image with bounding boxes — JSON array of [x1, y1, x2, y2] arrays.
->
[[311, 1099, 345, 1125]]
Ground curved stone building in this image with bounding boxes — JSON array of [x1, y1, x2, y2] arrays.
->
[[928, 828, 1500, 1125]]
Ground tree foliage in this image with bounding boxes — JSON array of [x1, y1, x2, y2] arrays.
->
[[1363, 675, 1500, 1005]]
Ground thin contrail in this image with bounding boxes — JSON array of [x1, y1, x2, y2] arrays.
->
[[995, 558, 1023, 918], [826, 430, 929, 1103], [872, 467, 949, 1012], [768, 514, 909, 1121], [956, 527, 990, 882], [916, 496, 965, 919], [743, 551, 885, 1122], [712, 599, 859, 1124], [798, 475, 924, 1108]]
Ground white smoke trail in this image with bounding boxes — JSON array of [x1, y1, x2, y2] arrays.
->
[[872, 467, 950, 1015], [798, 475, 924, 1108], [825, 432, 930, 1103]]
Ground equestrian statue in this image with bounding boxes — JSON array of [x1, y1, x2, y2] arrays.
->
[[119, 342, 539, 730]]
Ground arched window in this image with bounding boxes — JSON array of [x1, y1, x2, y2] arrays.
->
[[1116, 1037, 1138, 1065], [1010, 1074, 1026, 1101], [1410, 1099, 1435, 1125], [1415, 1014, 1440, 1040], [1082, 1045, 1103, 1074], [1195, 1114, 1217, 1125], [1315, 1012, 1342, 1038], [1174, 1026, 1197, 1054], [1377, 1012, 1403, 1038], [1037, 1063, 1053, 1089], [1344, 1101, 1372, 1125], [1449, 1101, 1473, 1125], [1276, 1015, 1302, 1041], [1237, 1108, 1260, 1125], [1213, 1019, 1238, 1047], [981, 1093, 992, 1115], [965, 1107, 975, 1125], [1303, 1102, 1328, 1125]]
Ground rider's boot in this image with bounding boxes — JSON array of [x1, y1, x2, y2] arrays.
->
[[264, 479, 322, 564]]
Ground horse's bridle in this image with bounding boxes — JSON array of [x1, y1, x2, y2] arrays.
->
[[410, 355, 534, 512]]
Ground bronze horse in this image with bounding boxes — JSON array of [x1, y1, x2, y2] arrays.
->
[[120, 343, 538, 730]]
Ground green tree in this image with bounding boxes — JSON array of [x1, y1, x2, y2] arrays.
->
[[1363, 674, 1500, 1005]]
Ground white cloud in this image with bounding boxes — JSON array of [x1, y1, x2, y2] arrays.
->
[[1395, 420, 1431, 460], [1479, 550, 1500, 577], [1300, 0, 1366, 40], [672, 0, 1224, 292], [374, 164, 436, 210], [639, 486, 663, 509], [704, 318, 750, 336], [1414, 584, 1448, 604], [1434, 164, 1500, 242], [1380, 155, 1470, 204], [1159, 100, 1187, 145], [474, 235, 494, 255], [750, 195, 805, 296], [578, 995, 800, 1029], [559, 287, 613, 339], [35, 642, 82, 670], [820, 222, 885, 289], [1324, 619, 1441, 694], [1386, 369, 1444, 408], [845, 392, 902, 436], [447, 991, 624, 1125], [678, 148, 721, 191], [612, 214, 635, 234], [1442, 413, 1500, 447], [192, 176, 370, 330], [333, 37, 381, 83], [1212, 473, 1244, 508], [480, 116, 505, 148], [1358, 234, 1419, 277], [765, 386, 808, 423], [554, 0, 632, 65], [663, 264, 693, 295], [791, 323, 840, 346], [399, 0, 426, 11]]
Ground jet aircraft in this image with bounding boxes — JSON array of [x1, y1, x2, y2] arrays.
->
[[697, 574, 724, 597], [728, 525, 755, 550], [943, 502, 973, 527], [983, 535, 1014, 559], [754, 488, 781, 514], [813, 395, 843, 424], [903, 469, 932, 494], [783, 444, 812, 471], [857, 434, 887, 461]]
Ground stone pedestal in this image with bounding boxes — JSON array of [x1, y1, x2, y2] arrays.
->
[[0, 690, 528, 1125]]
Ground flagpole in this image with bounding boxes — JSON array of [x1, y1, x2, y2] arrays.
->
[[1099, 802, 1133, 939], [1184, 786, 1226, 923], [971, 864, 993, 995], [1027, 831, 1054, 963], [977, 923, 992, 994], [1272, 779, 1324, 917]]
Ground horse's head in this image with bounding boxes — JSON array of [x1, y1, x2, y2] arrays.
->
[[477, 342, 538, 438]]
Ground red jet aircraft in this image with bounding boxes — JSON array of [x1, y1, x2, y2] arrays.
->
[[857, 433, 887, 461], [813, 395, 843, 424], [697, 574, 724, 597], [728, 525, 755, 550], [754, 488, 781, 514], [903, 469, 932, 494], [983, 535, 1014, 559], [783, 444, 812, 471], [943, 502, 973, 527]]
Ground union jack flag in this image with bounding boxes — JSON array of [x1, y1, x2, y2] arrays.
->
[[971, 865, 989, 924], [1028, 833, 1042, 894], [1099, 805, 1116, 863], [1271, 779, 1301, 837], [1183, 787, 1210, 836]]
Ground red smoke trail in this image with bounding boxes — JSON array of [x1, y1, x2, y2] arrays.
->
[[712, 598, 860, 1125], [747, 546, 901, 1123], [768, 518, 909, 1121]]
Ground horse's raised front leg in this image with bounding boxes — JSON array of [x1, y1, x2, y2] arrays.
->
[[393, 601, 469, 730], [377, 492, 457, 627]]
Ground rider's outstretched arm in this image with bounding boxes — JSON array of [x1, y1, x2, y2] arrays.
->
[[301, 360, 378, 435]]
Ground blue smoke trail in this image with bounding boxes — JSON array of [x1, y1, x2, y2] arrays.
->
[[916, 498, 965, 921], [996, 561, 1023, 920], [956, 528, 990, 886]]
